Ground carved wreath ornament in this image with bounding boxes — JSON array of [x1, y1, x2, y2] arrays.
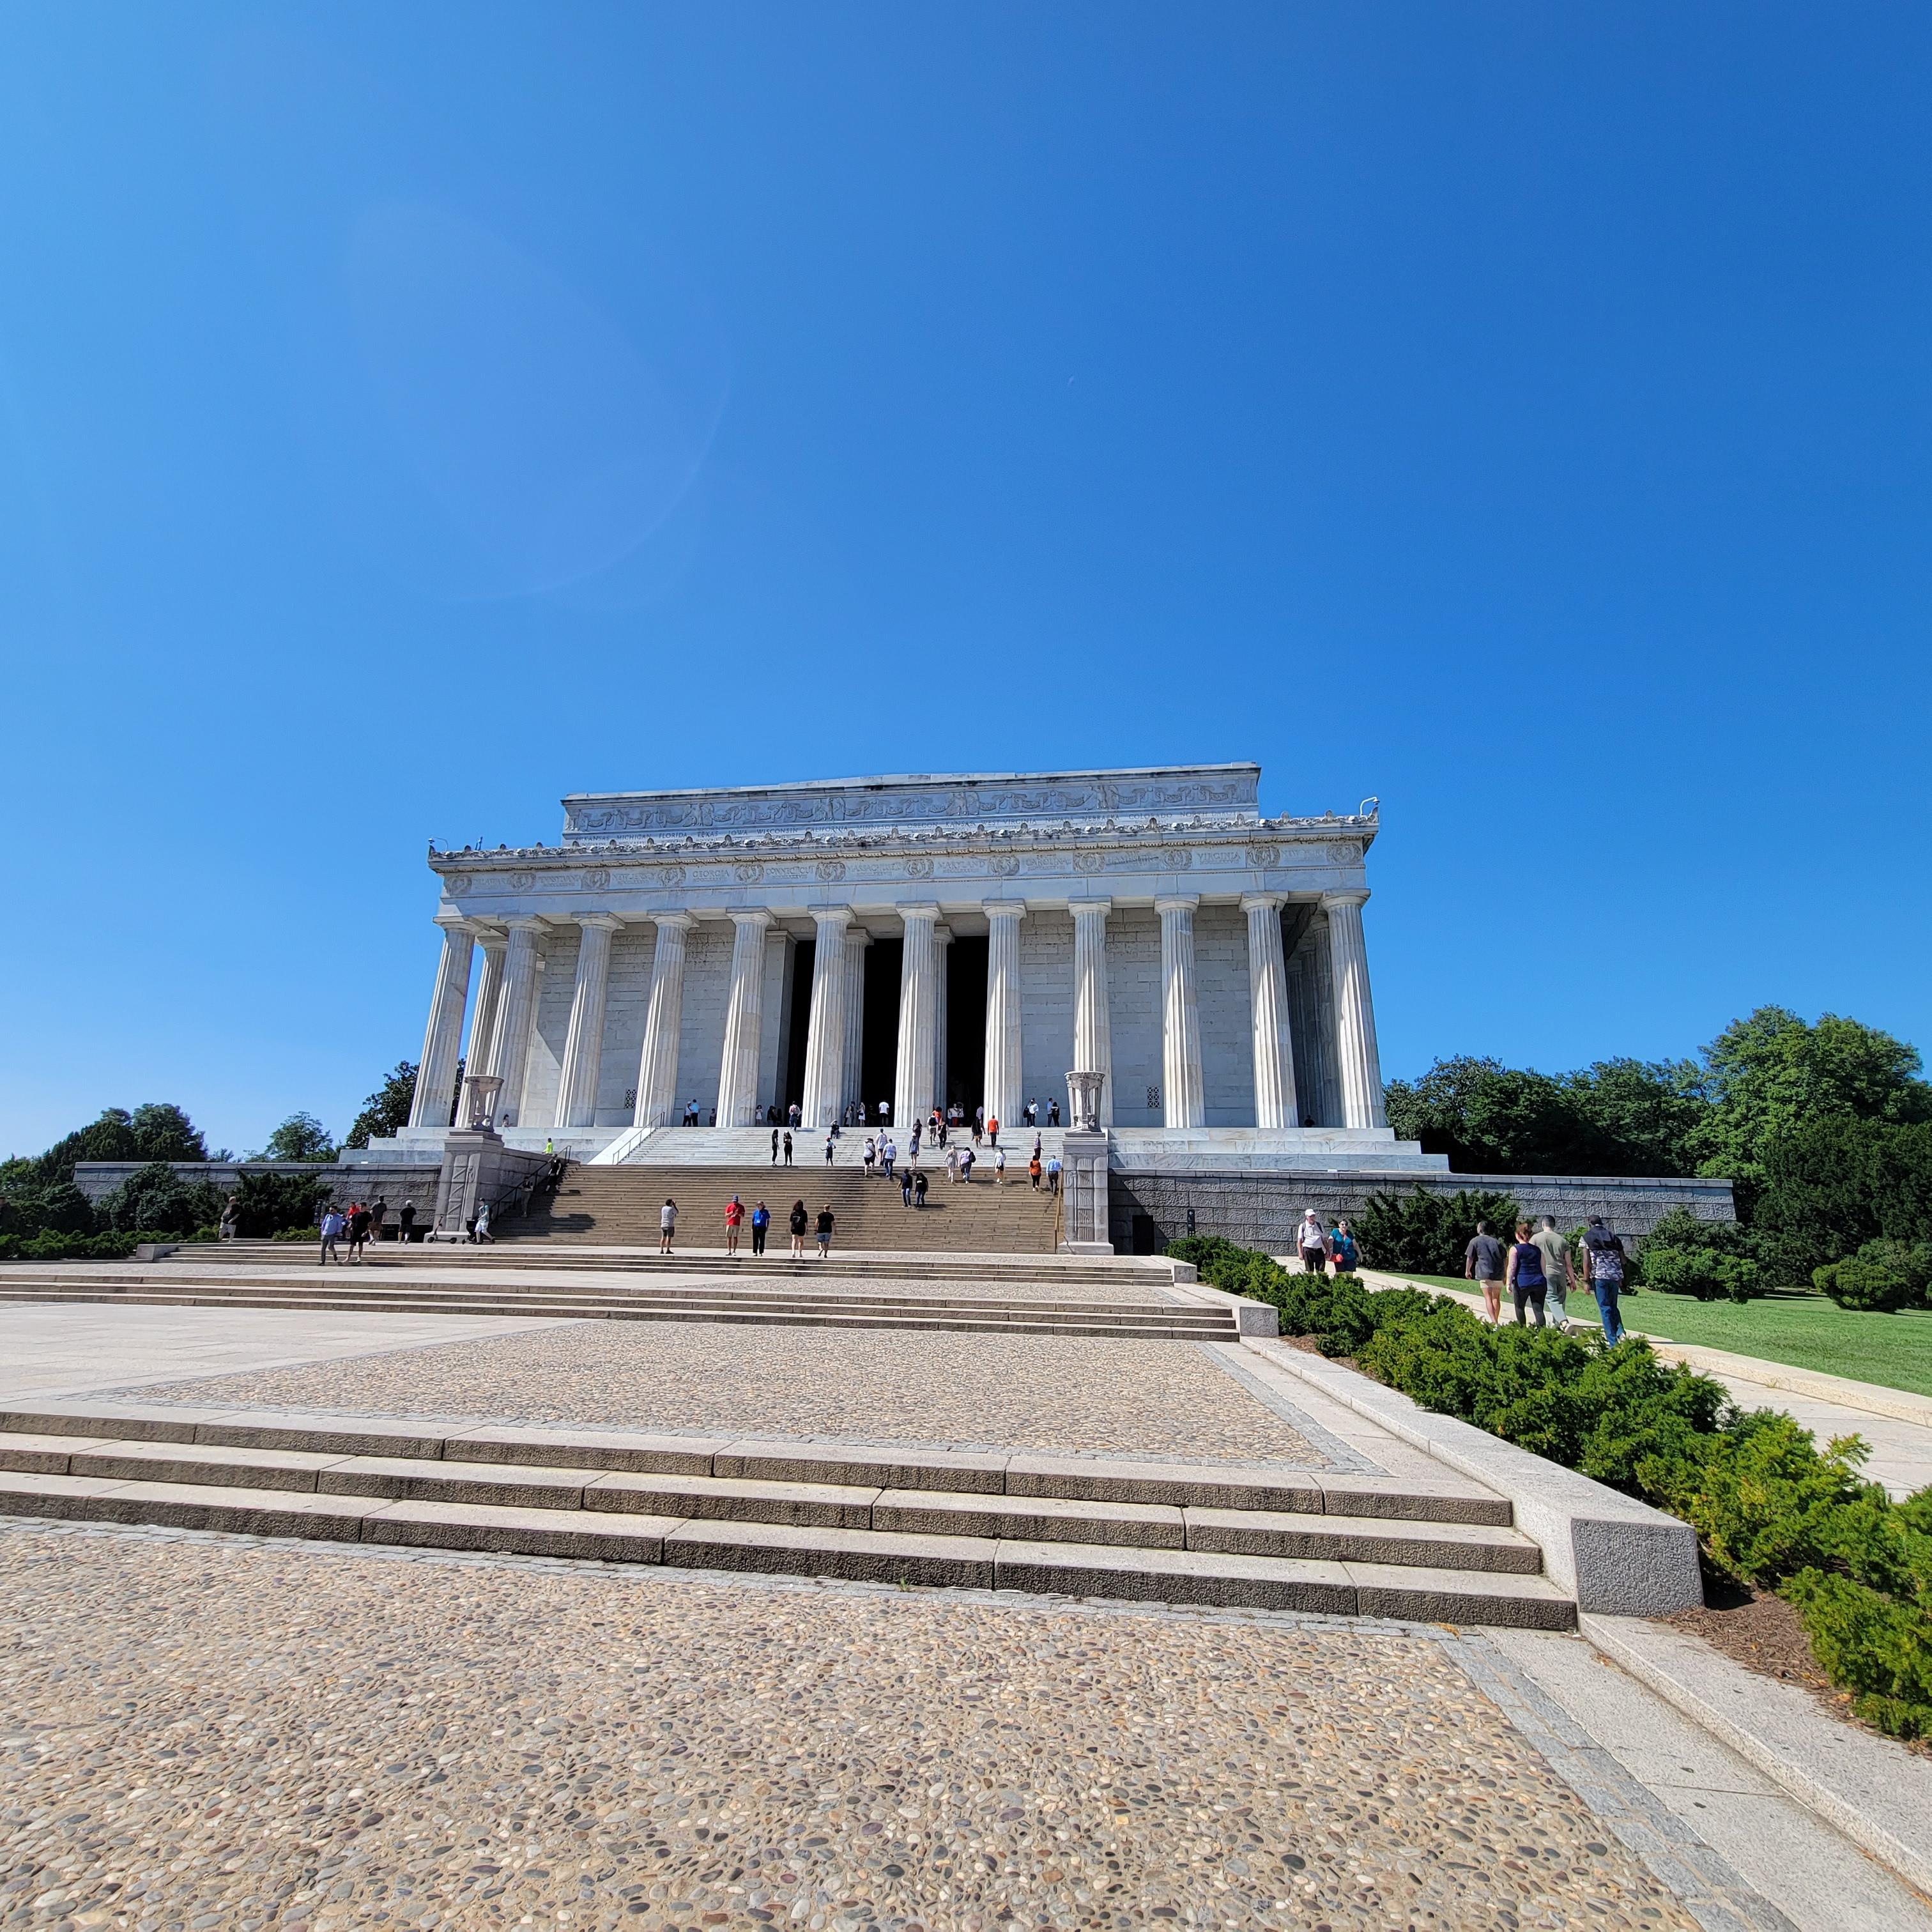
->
[[904, 854, 934, 878], [815, 859, 847, 882], [444, 873, 471, 896], [580, 868, 611, 892], [990, 854, 1021, 877], [507, 870, 536, 891], [734, 861, 765, 884], [1246, 844, 1280, 867]]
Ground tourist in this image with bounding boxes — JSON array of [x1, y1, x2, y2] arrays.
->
[[945, 1143, 960, 1184], [788, 1199, 808, 1257], [369, 1197, 387, 1243], [864, 1135, 877, 1176], [936, 1117, 947, 1151], [959, 1146, 975, 1184], [993, 1145, 1006, 1184], [1029, 1151, 1042, 1192], [1532, 1215, 1574, 1327], [1505, 1221, 1547, 1327], [1581, 1216, 1629, 1344], [1330, 1218, 1359, 1273], [900, 1165, 914, 1207], [749, 1199, 770, 1256], [1048, 1098, 1061, 1127], [788, 1101, 801, 1129], [1046, 1153, 1061, 1195], [771, 1126, 779, 1165], [684, 1098, 699, 1127], [908, 1120, 922, 1160], [724, 1193, 744, 1255], [986, 1112, 1000, 1149], [1296, 1210, 1328, 1274], [1464, 1220, 1506, 1324], [815, 1204, 835, 1256], [783, 1130, 793, 1166], [880, 1136, 896, 1181], [218, 1194, 239, 1242], [824, 1130, 836, 1166], [346, 1202, 372, 1262], [318, 1205, 345, 1266], [1025, 1099, 1038, 1128], [658, 1197, 677, 1255], [972, 1107, 984, 1145], [878, 1098, 891, 1127], [471, 1198, 494, 1245], [397, 1199, 416, 1243], [914, 1170, 928, 1208]]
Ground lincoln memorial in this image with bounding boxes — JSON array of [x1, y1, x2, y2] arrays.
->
[[373, 763, 1446, 1180]]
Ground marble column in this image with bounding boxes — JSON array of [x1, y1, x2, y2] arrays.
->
[[893, 903, 941, 1129], [488, 917, 546, 1128], [631, 912, 694, 1128], [982, 901, 1025, 1131], [933, 923, 953, 1110], [841, 928, 871, 1121], [461, 934, 507, 1117], [1242, 894, 1299, 1130], [1323, 890, 1388, 1130], [799, 907, 854, 1129], [409, 916, 475, 1129], [1068, 898, 1114, 1128], [716, 909, 774, 1127], [1156, 896, 1205, 1130], [553, 915, 622, 1130]]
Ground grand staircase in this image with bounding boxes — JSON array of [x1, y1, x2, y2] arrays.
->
[[0, 1402, 1574, 1627], [501, 1160, 1064, 1254]]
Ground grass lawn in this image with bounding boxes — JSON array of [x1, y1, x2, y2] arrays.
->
[[1381, 1272, 1932, 1398]]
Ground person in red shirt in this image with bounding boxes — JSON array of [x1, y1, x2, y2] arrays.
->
[[724, 1193, 744, 1254]]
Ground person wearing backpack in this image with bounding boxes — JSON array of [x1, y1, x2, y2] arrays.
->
[[1581, 1216, 1628, 1343]]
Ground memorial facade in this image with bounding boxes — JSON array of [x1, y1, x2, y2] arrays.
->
[[388, 763, 1432, 1172]]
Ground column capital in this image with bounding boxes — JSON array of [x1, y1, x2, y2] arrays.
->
[[933, 921, 954, 946], [1321, 889, 1370, 911], [434, 910, 475, 935], [1067, 896, 1112, 919], [896, 901, 942, 923], [845, 925, 873, 947], [505, 914, 550, 934], [572, 912, 624, 933], [811, 905, 854, 932], [475, 928, 509, 952], [1240, 893, 1285, 916], [728, 907, 774, 931], [1154, 894, 1200, 916], [651, 910, 698, 934], [982, 899, 1027, 923]]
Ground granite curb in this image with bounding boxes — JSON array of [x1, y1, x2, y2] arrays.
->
[[1241, 1336, 1703, 1613], [1581, 1611, 1932, 1904]]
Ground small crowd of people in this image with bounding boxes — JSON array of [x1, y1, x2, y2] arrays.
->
[[657, 1196, 836, 1257], [315, 1195, 418, 1264], [1462, 1214, 1629, 1344], [767, 1112, 1063, 1196]]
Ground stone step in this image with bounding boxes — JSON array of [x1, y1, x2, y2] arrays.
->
[[0, 1281, 1232, 1338]]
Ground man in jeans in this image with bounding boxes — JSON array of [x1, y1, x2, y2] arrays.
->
[[1531, 1215, 1575, 1328], [1464, 1220, 1507, 1324], [1580, 1216, 1629, 1344]]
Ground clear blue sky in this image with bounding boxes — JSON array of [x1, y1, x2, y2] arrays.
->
[[3, 3, 1928, 1158]]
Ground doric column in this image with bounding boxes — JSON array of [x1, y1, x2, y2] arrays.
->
[[1156, 896, 1205, 1130], [1323, 890, 1388, 1129], [933, 923, 953, 1110], [893, 903, 941, 1128], [1242, 894, 1298, 1130], [1069, 898, 1114, 1128], [631, 912, 694, 1128], [489, 917, 546, 1127], [554, 914, 622, 1130], [982, 901, 1025, 1130], [799, 907, 854, 1128], [841, 927, 871, 1119], [462, 933, 507, 1110], [408, 916, 475, 1128], [716, 909, 774, 1127]]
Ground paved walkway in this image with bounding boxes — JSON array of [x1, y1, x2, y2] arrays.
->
[[1, 1298, 1926, 1932]]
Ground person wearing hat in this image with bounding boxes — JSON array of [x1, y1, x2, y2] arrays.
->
[[1296, 1209, 1329, 1274]]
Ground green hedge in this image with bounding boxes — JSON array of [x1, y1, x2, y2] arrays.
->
[[1170, 1234, 1932, 1739], [0, 1228, 211, 1262]]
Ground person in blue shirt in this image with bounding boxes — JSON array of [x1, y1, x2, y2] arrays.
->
[[749, 1199, 770, 1257]]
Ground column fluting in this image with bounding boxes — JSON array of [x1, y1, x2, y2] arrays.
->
[[982, 901, 1025, 1131], [409, 917, 475, 1129], [893, 903, 941, 1130], [799, 907, 854, 1129], [1242, 894, 1299, 1130], [1156, 896, 1205, 1129], [716, 910, 774, 1127], [553, 914, 622, 1130], [631, 913, 694, 1128], [1069, 898, 1114, 1128], [1323, 890, 1388, 1130], [933, 923, 953, 1112], [841, 928, 871, 1121], [488, 918, 546, 1128]]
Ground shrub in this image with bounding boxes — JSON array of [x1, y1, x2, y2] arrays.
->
[[230, 1170, 330, 1239], [0, 1229, 143, 1261], [1639, 1209, 1763, 1302], [1354, 1186, 1522, 1276], [95, 1162, 226, 1239], [1814, 1239, 1932, 1313], [0, 1181, 98, 1239]]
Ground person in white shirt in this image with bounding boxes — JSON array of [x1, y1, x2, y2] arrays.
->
[[1296, 1209, 1329, 1275], [658, 1198, 677, 1255]]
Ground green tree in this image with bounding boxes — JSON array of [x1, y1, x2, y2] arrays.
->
[[254, 1112, 338, 1163], [1690, 1008, 1932, 1200], [129, 1103, 208, 1164], [1383, 1058, 1605, 1174], [344, 1062, 418, 1150], [4, 1102, 209, 1188], [1564, 1058, 1710, 1176]]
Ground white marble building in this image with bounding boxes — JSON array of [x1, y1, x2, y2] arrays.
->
[[379, 764, 1446, 1176]]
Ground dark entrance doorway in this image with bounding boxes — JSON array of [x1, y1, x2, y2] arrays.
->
[[944, 934, 987, 1115], [781, 939, 814, 1114], [859, 938, 902, 1110]]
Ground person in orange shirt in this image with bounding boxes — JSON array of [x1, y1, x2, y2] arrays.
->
[[723, 1193, 744, 1255]]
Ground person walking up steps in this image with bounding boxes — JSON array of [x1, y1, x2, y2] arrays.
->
[[1464, 1220, 1506, 1324], [1028, 1151, 1041, 1191], [770, 1126, 779, 1165], [750, 1199, 769, 1255], [914, 1170, 928, 1208], [993, 1145, 1006, 1184], [1505, 1220, 1547, 1327], [1046, 1151, 1061, 1195], [788, 1199, 808, 1257], [986, 1112, 999, 1150], [900, 1165, 914, 1207], [724, 1194, 744, 1255], [658, 1197, 678, 1255], [783, 1130, 793, 1167], [815, 1203, 835, 1256]]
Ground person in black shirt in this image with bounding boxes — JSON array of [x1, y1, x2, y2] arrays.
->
[[1464, 1220, 1507, 1325], [788, 1199, 808, 1257], [814, 1205, 835, 1256]]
